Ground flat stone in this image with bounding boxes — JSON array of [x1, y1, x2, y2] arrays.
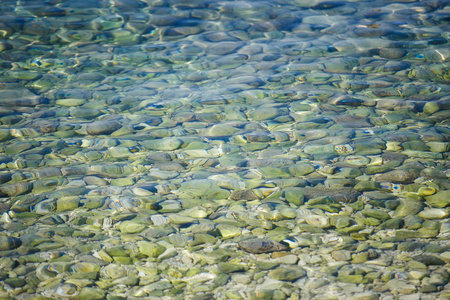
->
[[86, 120, 121, 135], [385, 279, 416, 293], [268, 266, 306, 281], [239, 238, 288, 254], [425, 190, 450, 208], [418, 208, 449, 219], [218, 262, 246, 274], [137, 241, 166, 258], [230, 189, 259, 201], [56, 99, 87, 106], [394, 198, 424, 218], [332, 250, 352, 261], [0, 236, 21, 251], [374, 170, 416, 183], [412, 255, 445, 266]]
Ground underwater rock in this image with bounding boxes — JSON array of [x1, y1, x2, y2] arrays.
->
[[0, 236, 21, 251], [239, 238, 287, 254], [86, 121, 121, 135]]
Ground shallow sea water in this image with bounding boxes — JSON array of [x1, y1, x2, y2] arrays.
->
[[0, 0, 449, 299]]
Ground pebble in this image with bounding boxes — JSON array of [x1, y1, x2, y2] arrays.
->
[[141, 138, 183, 151], [412, 255, 445, 266], [86, 121, 121, 135], [425, 190, 450, 208], [374, 170, 417, 184], [56, 99, 87, 106], [239, 238, 288, 254], [394, 198, 424, 218], [137, 241, 166, 258], [0, 236, 21, 251], [418, 208, 448, 219], [268, 266, 306, 281]]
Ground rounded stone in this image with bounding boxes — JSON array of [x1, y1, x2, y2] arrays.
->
[[53, 284, 81, 298], [86, 121, 121, 135], [283, 187, 305, 206], [0, 236, 21, 251], [394, 198, 424, 218], [137, 241, 166, 258], [238, 238, 288, 254], [56, 196, 80, 212], [70, 262, 100, 279], [118, 221, 146, 234], [230, 189, 259, 201], [413, 255, 445, 266], [418, 208, 449, 219], [56, 99, 87, 107], [425, 190, 450, 208], [218, 262, 246, 274], [141, 138, 183, 151], [374, 170, 416, 184], [268, 266, 306, 281]]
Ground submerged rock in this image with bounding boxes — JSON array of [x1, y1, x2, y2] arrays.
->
[[0, 236, 21, 251], [239, 238, 288, 254], [86, 121, 121, 135]]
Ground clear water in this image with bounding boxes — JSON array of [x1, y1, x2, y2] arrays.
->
[[0, 0, 449, 299]]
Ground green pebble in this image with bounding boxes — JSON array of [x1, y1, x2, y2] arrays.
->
[[354, 181, 380, 191], [377, 218, 403, 230], [218, 263, 246, 274], [268, 267, 306, 281], [85, 151, 103, 161], [197, 252, 229, 264], [423, 102, 440, 114], [394, 198, 424, 218], [404, 215, 423, 229], [283, 187, 305, 206], [113, 256, 133, 265], [398, 242, 424, 252], [425, 190, 450, 208], [56, 99, 87, 107], [419, 285, 437, 293], [330, 216, 353, 229], [137, 241, 166, 258], [106, 246, 129, 257], [357, 214, 381, 226], [255, 261, 279, 271], [349, 200, 364, 211], [56, 196, 80, 212], [365, 271, 382, 280], [365, 161, 401, 175], [424, 243, 447, 253], [352, 252, 369, 264], [73, 287, 106, 300], [417, 228, 439, 238], [110, 178, 135, 187], [288, 163, 315, 176], [395, 230, 420, 239], [361, 208, 390, 221], [72, 231, 95, 238], [413, 254, 445, 266], [0, 236, 21, 251], [0, 129, 11, 141], [118, 221, 146, 233], [422, 220, 440, 230], [259, 167, 290, 178], [426, 142, 450, 153], [337, 275, 365, 284], [4, 277, 26, 288], [242, 143, 269, 151]]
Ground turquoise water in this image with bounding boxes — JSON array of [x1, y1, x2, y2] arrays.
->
[[0, 0, 449, 299]]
